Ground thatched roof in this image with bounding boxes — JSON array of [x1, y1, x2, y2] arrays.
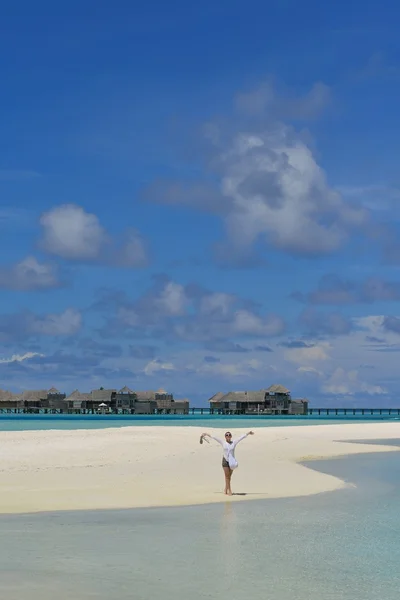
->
[[266, 384, 290, 395], [208, 392, 225, 403], [20, 389, 48, 401], [48, 386, 60, 394], [91, 389, 116, 402], [0, 389, 20, 402], [65, 389, 91, 402], [216, 391, 267, 404], [118, 386, 133, 394]]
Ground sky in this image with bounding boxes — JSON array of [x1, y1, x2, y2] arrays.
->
[[1, 0, 400, 406]]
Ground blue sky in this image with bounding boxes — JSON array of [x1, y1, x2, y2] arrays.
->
[[1, 0, 400, 405]]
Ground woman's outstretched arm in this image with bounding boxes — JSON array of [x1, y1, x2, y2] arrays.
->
[[202, 432, 223, 445], [232, 431, 254, 448]]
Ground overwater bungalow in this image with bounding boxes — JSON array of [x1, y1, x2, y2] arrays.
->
[[209, 384, 308, 415]]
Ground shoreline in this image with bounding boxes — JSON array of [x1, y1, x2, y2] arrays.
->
[[0, 422, 399, 515]]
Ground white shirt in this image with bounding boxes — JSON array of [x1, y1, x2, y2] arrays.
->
[[211, 433, 248, 461]]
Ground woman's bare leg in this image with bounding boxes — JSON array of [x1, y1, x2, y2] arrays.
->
[[223, 466, 233, 495]]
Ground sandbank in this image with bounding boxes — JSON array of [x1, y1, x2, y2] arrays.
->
[[0, 422, 399, 514]]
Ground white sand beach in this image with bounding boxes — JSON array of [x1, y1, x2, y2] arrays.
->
[[0, 422, 399, 514]]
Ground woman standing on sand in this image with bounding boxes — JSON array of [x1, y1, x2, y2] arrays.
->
[[201, 431, 254, 495]]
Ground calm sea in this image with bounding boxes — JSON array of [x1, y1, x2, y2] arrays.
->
[[1, 443, 400, 599], [0, 413, 399, 431]]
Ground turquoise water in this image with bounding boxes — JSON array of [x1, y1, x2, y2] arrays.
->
[[0, 413, 399, 431], [1, 445, 400, 599]]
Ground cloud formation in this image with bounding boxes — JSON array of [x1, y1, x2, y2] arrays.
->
[[98, 277, 285, 345], [284, 342, 330, 364], [143, 359, 175, 376], [0, 351, 44, 364], [0, 308, 82, 342], [143, 82, 368, 263], [321, 367, 387, 396], [299, 308, 352, 336], [294, 274, 400, 305], [0, 256, 61, 291], [383, 315, 400, 334], [30, 308, 82, 336], [39, 204, 148, 267], [196, 357, 264, 378]]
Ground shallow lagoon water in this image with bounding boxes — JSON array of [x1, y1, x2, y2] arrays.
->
[[0, 413, 399, 431], [1, 444, 400, 600]]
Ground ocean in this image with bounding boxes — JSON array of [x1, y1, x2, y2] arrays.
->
[[1, 443, 399, 599], [0, 413, 399, 431]]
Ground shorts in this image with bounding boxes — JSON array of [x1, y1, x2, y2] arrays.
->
[[222, 458, 230, 468]]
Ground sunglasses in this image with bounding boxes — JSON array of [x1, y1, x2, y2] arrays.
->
[[225, 433, 232, 437]]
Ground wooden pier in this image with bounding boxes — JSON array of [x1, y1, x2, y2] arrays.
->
[[307, 407, 400, 417]]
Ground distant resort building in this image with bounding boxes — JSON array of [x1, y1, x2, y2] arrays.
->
[[209, 384, 308, 415], [0, 387, 190, 414], [0, 384, 307, 415]]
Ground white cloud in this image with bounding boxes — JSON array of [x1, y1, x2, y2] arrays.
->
[[302, 314, 400, 388], [145, 83, 368, 262], [0, 352, 44, 364], [143, 359, 176, 376], [199, 358, 264, 378], [202, 362, 249, 377], [116, 281, 188, 326], [284, 343, 331, 364], [297, 366, 324, 377], [217, 126, 367, 258], [112, 278, 284, 342], [155, 282, 187, 316], [354, 315, 385, 333], [322, 367, 387, 396], [282, 314, 399, 397], [40, 204, 106, 260], [39, 204, 148, 267], [199, 292, 233, 316], [232, 310, 284, 336], [29, 308, 82, 336], [338, 184, 400, 212], [0, 256, 60, 291], [113, 229, 148, 268]]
